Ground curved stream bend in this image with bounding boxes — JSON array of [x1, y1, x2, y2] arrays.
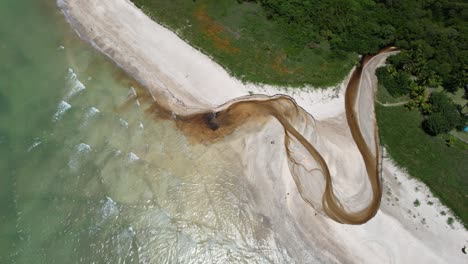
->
[[137, 48, 397, 225], [57, 0, 395, 225]]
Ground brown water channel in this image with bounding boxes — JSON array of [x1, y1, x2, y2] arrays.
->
[[126, 48, 397, 225]]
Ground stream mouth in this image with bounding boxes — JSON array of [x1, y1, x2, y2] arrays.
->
[[126, 47, 397, 225], [0, 0, 424, 262]]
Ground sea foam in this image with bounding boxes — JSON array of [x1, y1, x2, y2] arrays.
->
[[68, 143, 92, 170], [53, 101, 71, 122], [65, 67, 86, 100], [27, 138, 42, 152], [101, 196, 119, 220], [86, 106, 100, 117], [119, 118, 129, 128], [81, 107, 101, 127], [76, 142, 92, 153], [128, 152, 140, 163]]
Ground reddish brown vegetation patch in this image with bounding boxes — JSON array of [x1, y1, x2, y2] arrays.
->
[[272, 52, 299, 76], [194, 6, 240, 54], [272, 53, 289, 74]]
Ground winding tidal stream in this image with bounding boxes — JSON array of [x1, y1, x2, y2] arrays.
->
[[1, 0, 394, 263], [131, 47, 396, 225]]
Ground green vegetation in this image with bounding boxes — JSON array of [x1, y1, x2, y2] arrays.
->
[[376, 105, 468, 227], [413, 199, 421, 207], [377, 64, 466, 137], [423, 92, 467, 135], [132, 0, 467, 91], [375, 0, 467, 96], [255, 0, 467, 92], [452, 130, 468, 143], [371, 0, 467, 135], [376, 83, 408, 105], [447, 217, 455, 226], [376, 66, 412, 97], [131, 0, 357, 87]]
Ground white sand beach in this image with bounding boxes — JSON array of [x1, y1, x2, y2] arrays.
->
[[57, 0, 467, 263]]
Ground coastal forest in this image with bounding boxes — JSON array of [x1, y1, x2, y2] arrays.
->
[[133, 0, 467, 226], [248, 0, 467, 135]]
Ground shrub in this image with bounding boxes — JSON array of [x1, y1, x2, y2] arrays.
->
[[423, 92, 466, 135], [376, 66, 412, 97], [447, 217, 454, 225], [423, 112, 451, 135]]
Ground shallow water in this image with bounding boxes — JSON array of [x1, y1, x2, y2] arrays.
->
[[0, 1, 297, 263]]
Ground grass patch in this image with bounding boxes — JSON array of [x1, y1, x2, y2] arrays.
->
[[451, 130, 468, 144], [376, 83, 408, 104], [376, 105, 468, 227], [131, 0, 357, 87], [413, 199, 420, 207]]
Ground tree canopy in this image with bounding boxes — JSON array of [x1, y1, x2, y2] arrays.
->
[[244, 0, 467, 93], [423, 92, 466, 135]]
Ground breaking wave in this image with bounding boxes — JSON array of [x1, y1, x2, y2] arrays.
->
[[65, 67, 86, 100], [53, 100, 71, 122]]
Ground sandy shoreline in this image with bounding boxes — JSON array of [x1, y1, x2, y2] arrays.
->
[[57, 0, 467, 263]]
